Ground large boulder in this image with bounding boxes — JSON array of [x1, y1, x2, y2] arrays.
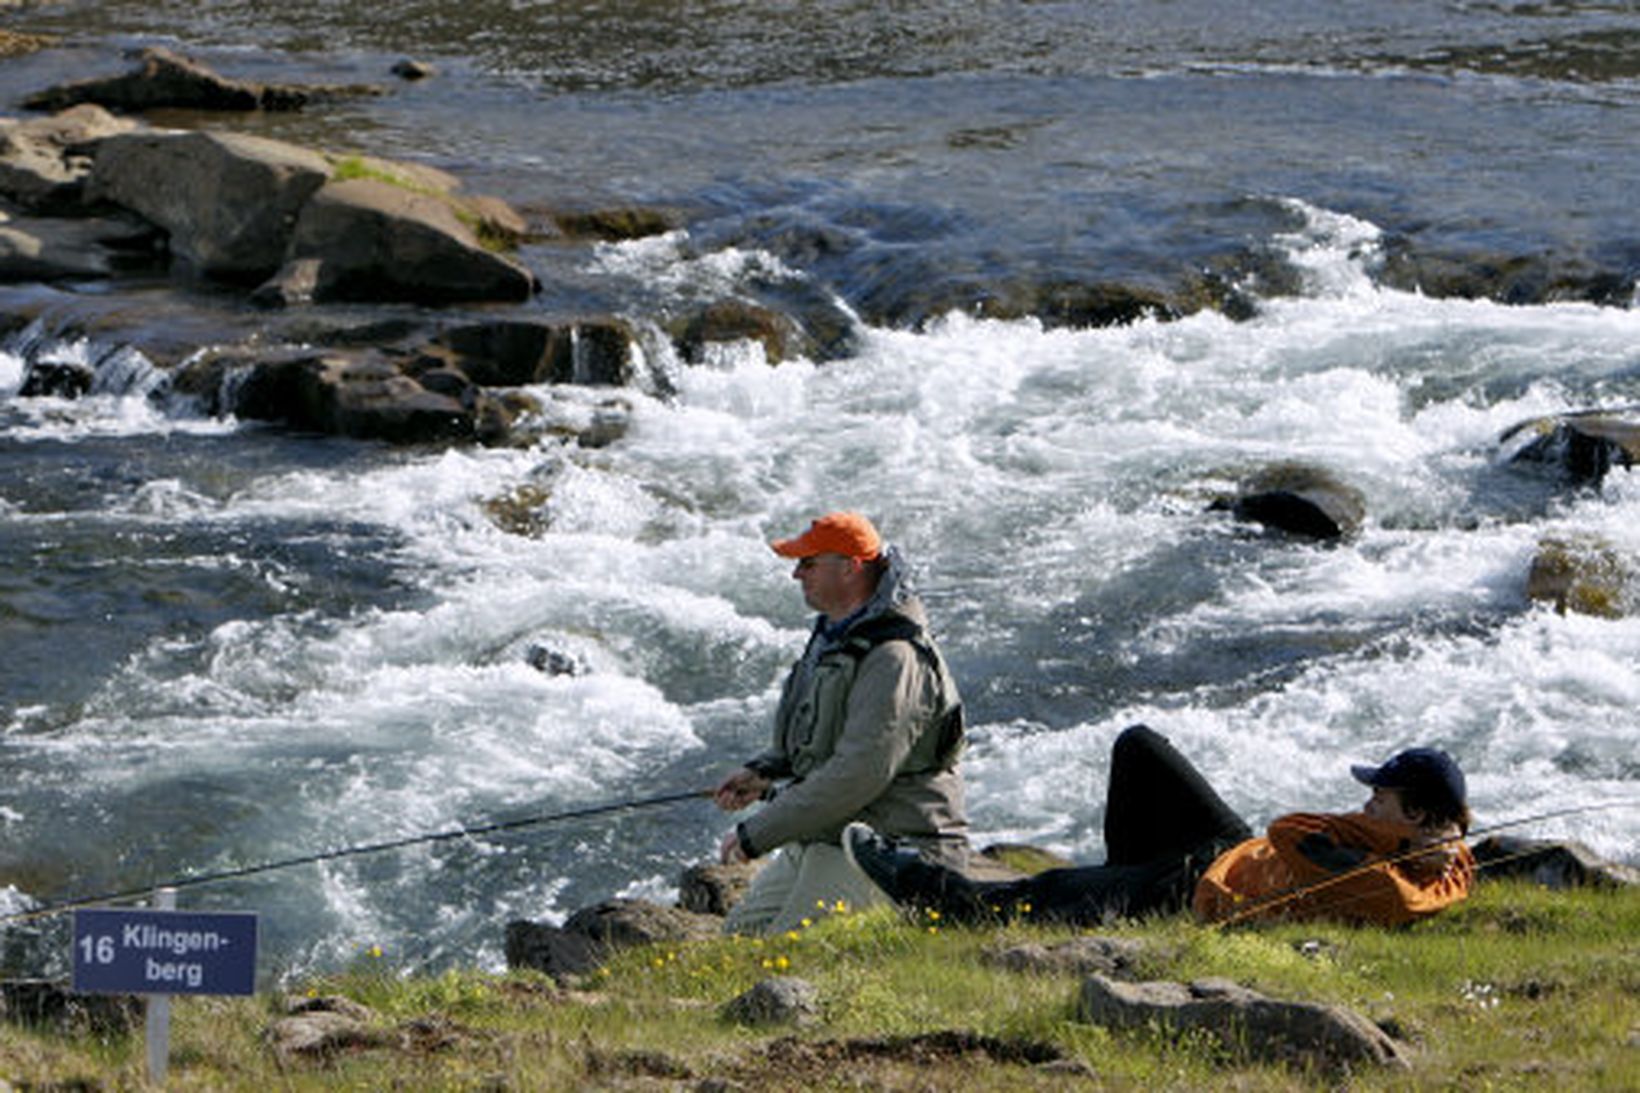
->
[[1077, 974, 1408, 1073], [83, 129, 536, 303], [560, 898, 722, 949], [1209, 462, 1367, 541], [228, 350, 479, 443], [87, 129, 331, 280], [1501, 409, 1640, 486], [674, 299, 805, 365], [430, 318, 636, 386], [1473, 835, 1640, 888], [0, 105, 138, 212], [24, 46, 383, 114], [505, 898, 722, 981], [271, 178, 535, 304]]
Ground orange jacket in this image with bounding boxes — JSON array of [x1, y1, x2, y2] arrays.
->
[[1192, 811, 1475, 927]]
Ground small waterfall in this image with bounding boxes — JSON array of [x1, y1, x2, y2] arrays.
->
[[2, 319, 174, 407]]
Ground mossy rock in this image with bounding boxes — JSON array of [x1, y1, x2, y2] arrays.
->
[[550, 206, 681, 242], [1526, 536, 1638, 618], [482, 483, 553, 537], [674, 299, 805, 365]]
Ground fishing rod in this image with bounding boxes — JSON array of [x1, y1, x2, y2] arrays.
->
[[1206, 797, 1640, 928], [0, 787, 712, 927]]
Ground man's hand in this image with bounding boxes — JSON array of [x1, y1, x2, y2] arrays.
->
[[719, 828, 749, 864], [1401, 822, 1464, 882], [713, 767, 772, 812]]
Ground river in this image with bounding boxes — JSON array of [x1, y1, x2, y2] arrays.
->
[[1, 1, 1636, 979]]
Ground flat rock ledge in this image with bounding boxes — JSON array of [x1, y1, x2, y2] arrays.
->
[[1077, 973, 1408, 1074], [25, 46, 384, 115]]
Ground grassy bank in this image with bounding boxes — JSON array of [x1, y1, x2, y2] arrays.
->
[[3, 878, 1635, 1090]]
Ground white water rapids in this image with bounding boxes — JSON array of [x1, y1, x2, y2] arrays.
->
[[2, 203, 1637, 975]]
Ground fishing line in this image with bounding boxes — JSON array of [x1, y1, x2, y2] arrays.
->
[[0, 787, 712, 927], [1206, 797, 1640, 928]]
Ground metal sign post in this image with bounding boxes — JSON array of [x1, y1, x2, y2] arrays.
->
[[146, 888, 174, 1086], [72, 891, 259, 1086]]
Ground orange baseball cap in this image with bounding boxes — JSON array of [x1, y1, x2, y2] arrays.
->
[[770, 511, 883, 560]]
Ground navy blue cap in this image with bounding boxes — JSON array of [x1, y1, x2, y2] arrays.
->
[[1352, 747, 1467, 815]]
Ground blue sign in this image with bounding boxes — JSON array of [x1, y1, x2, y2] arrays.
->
[[72, 908, 258, 996]]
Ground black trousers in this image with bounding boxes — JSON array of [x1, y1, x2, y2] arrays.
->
[[916, 724, 1251, 924]]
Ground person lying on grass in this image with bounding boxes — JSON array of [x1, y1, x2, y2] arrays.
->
[[843, 723, 1474, 927]]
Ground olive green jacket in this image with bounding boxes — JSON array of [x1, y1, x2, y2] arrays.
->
[[738, 551, 968, 866]]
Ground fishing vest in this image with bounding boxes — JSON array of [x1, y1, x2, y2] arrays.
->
[[833, 614, 965, 770], [772, 609, 965, 779]]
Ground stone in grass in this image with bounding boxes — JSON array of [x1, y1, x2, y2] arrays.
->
[[1077, 974, 1408, 1073], [267, 995, 394, 1060], [1472, 835, 1640, 889], [506, 898, 722, 981], [981, 935, 1147, 977], [721, 976, 821, 1028], [678, 860, 765, 917], [0, 979, 140, 1036]]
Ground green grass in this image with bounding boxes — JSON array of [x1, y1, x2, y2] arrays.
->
[[329, 155, 437, 195], [2, 879, 1635, 1090]]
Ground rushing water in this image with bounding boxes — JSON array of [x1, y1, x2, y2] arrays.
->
[[1, 2, 1638, 979]]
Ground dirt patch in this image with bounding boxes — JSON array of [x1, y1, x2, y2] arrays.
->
[[580, 1029, 1075, 1089]]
